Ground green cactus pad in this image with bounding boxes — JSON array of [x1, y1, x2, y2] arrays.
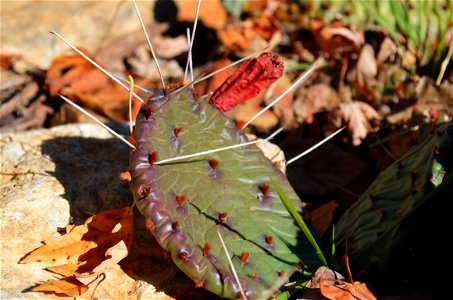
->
[[335, 122, 453, 271], [129, 89, 321, 299]]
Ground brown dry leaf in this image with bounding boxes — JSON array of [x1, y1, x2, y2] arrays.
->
[[46, 50, 132, 122], [310, 201, 339, 237], [348, 44, 377, 99], [153, 35, 189, 59], [334, 101, 381, 146], [377, 37, 398, 63], [0, 53, 15, 70], [31, 276, 89, 297], [195, 58, 235, 97], [319, 279, 377, 300], [225, 91, 279, 132], [264, 73, 293, 115], [291, 83, 341, 125], [20, 207, 134, 297], [176, 0, 227, 30], [46, 49, 108, 97], [311, 20, 364, 59], [217, 11, 281, 54]]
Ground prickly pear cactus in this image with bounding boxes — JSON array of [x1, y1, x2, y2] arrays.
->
[[129, 88, 321, 299], [335, 122, 453, 271]]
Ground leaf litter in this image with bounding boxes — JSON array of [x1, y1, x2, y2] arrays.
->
[[19, 207, 134, 297]]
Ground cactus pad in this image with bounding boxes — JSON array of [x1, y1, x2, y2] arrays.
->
[[335, 122, 453, 270], [129, 88, 321, 299]]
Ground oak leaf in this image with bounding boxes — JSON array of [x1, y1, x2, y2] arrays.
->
[[20, 207, 134, 297]]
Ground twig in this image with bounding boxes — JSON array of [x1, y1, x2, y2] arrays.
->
[[0, 82, 39, 118]]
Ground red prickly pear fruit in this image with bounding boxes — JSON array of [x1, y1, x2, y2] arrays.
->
[[209, 52, 284, 112]]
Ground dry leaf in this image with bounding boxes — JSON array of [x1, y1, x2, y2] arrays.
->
[[153, 35, 189, 59], [20, 207, 134, 297], [217, 11, 281, 53], [377, 37, 398, 63], [290, 83, 341, 125], [225, 93, 279, 132], [348, 44, 377, 99], [46, 50, 134, 122], [264, 73, 294, 116], [307, 266, 346, 288], [320, 279, 377, 300], [195, 58, 235, 97], [302, 267, 377, 300], [47, 49, 108, 97], [333, 101, 381, 146], [31, 276, 89, 297], [311, 20, 364, 59], [176, 0, 227, 30], [0, 53, 15, 70], [311, 201, 339, 237]]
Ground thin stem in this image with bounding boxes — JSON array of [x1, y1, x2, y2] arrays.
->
[[58, 94, 135, 149], [241, 57, 325, 129], [50, 31, 144, 103], [132, 0, 166, 89], [216, 230, 247, 300], [286, 127, 344, 166]]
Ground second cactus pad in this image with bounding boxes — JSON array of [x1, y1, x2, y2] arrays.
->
[[129, 89, 321, 299]]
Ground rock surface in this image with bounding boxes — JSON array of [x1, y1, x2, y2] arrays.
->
[[1, 1, 151, 69], [0, 123, 285, 299]]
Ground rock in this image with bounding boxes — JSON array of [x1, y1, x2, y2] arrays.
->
[[0, 123, 285, 299], [1, 1, 151, 69]]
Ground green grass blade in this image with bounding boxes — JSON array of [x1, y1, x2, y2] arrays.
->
[[331, 224, 336, 265], [358, 0, 403, 44], [274, 185, 328, 267]]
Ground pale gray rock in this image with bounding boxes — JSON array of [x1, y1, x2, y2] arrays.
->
[[1, 1, 151, 69]]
